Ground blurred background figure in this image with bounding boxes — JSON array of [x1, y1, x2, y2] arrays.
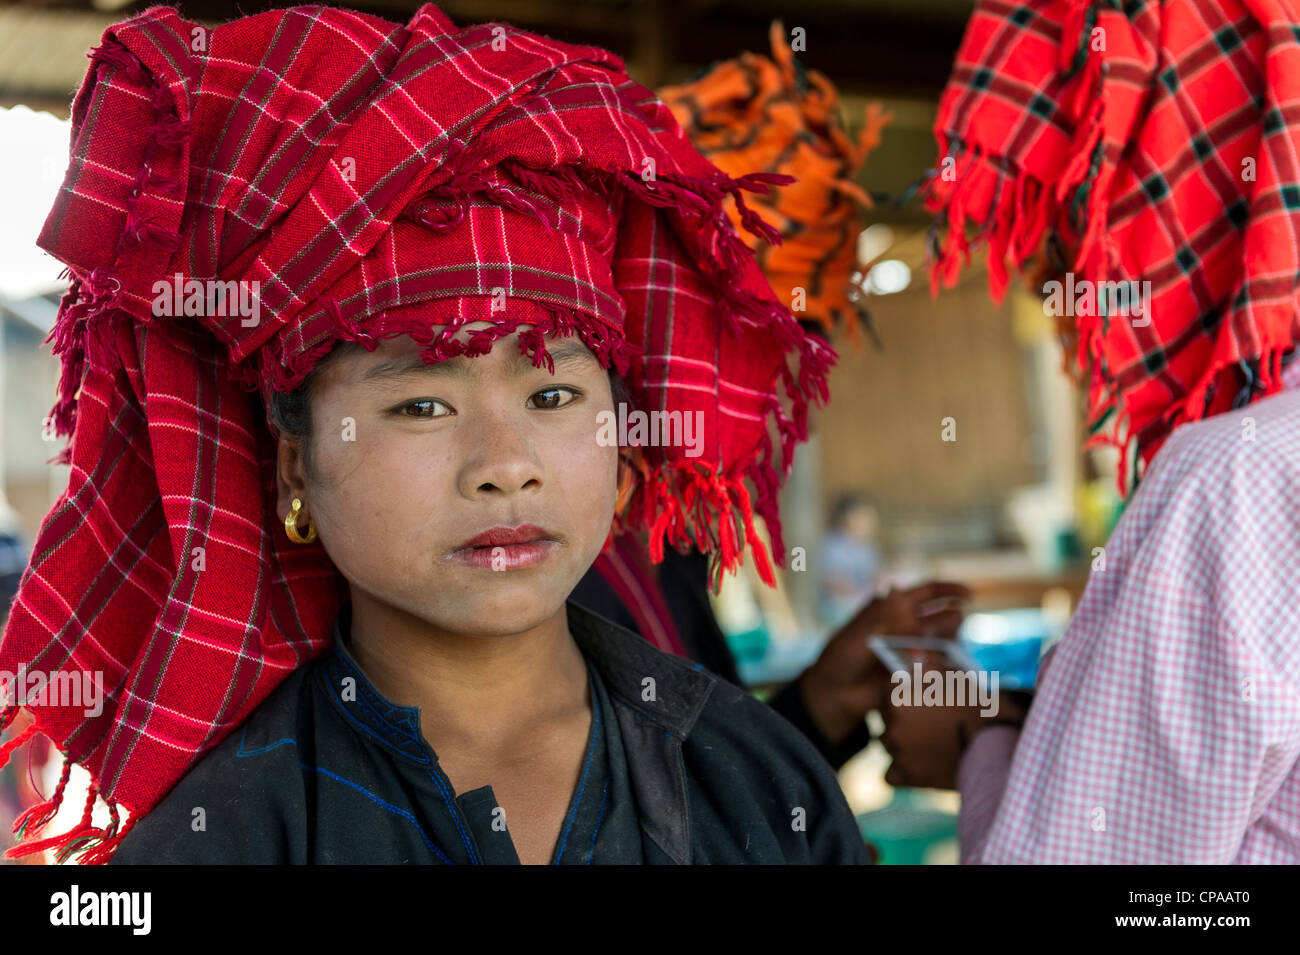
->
[[817, 492, 881, 629]]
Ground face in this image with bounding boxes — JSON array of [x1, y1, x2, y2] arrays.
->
[[845, 504, 877, 541], [276, 326, 619, 637]]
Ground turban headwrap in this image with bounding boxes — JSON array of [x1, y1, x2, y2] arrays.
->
[[659, 21, 891, 351], [918, 0, 1300, 488], [0, 2, 834, 863]]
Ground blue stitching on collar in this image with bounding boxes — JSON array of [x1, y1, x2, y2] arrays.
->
[[553, 674, 602, 863], [233, 727, 454, 863]]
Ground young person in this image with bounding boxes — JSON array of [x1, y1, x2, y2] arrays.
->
[[0, 3, 871, 864]]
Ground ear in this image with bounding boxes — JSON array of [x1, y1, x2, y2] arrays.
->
[[275, 432, 310, 525], [615, 449, 638, 515]]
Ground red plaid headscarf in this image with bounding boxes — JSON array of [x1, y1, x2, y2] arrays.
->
[[919, 0, 1300, 486], [0, 3, 833, 863]]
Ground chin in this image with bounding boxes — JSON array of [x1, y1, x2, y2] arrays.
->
[[434, 577, 572, 636]]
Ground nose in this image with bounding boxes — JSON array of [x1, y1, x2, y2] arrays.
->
[[456, 406, 544, 499]]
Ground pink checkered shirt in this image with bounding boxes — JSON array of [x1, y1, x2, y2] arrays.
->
[[958, 358, 1300, 863]]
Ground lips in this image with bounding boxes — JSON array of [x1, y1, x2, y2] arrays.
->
[[454, 524, 554, 550], [448, 524, 560, 572]]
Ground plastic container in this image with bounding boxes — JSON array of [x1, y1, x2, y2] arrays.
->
[[958, 608, 1050, 690], [857, 789, 958, 865]]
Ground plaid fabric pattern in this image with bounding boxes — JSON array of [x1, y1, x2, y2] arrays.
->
[[920, 0, 1300, 484], [658, 21, 891, 350], [0, 2, 833, 863], [958, 358, 1300, 863]]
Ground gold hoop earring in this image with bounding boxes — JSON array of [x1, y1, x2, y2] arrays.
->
[[284, 497, 317, 544]]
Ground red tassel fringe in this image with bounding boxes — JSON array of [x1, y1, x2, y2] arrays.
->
[[919, 3, 1137, 489], [0, 720, 132, 864], [12, 753, 73, 840]]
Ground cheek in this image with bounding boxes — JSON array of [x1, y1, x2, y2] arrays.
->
[[304, 421, 448, 567], [551, 412, 619, 530]]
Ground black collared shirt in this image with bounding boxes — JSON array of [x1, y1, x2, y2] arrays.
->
[[109, 599, 871, 864], [570, 547, 875, 769]]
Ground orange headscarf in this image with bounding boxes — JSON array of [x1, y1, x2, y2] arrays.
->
[[659, 21, 891, 350]]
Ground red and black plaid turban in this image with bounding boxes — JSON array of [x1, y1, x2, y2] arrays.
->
[[0, 2, 833, 863], [920, 0, 1300, 486]]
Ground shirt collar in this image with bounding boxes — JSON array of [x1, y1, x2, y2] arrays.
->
[[320, 604, 431, 763], [564, 599, 714, 738], [318, 598, 715, 761]]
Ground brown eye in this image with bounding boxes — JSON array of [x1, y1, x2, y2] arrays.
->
[[529, 387, 580, 410], [398, 399, 451, 418]]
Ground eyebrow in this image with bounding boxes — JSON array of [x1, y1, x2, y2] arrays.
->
[[359, 338, 602, 384]]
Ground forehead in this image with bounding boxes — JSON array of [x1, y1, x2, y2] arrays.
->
[[319, 327, 604, 388]]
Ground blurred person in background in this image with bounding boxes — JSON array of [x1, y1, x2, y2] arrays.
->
[[816, 492, 881, 630]]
